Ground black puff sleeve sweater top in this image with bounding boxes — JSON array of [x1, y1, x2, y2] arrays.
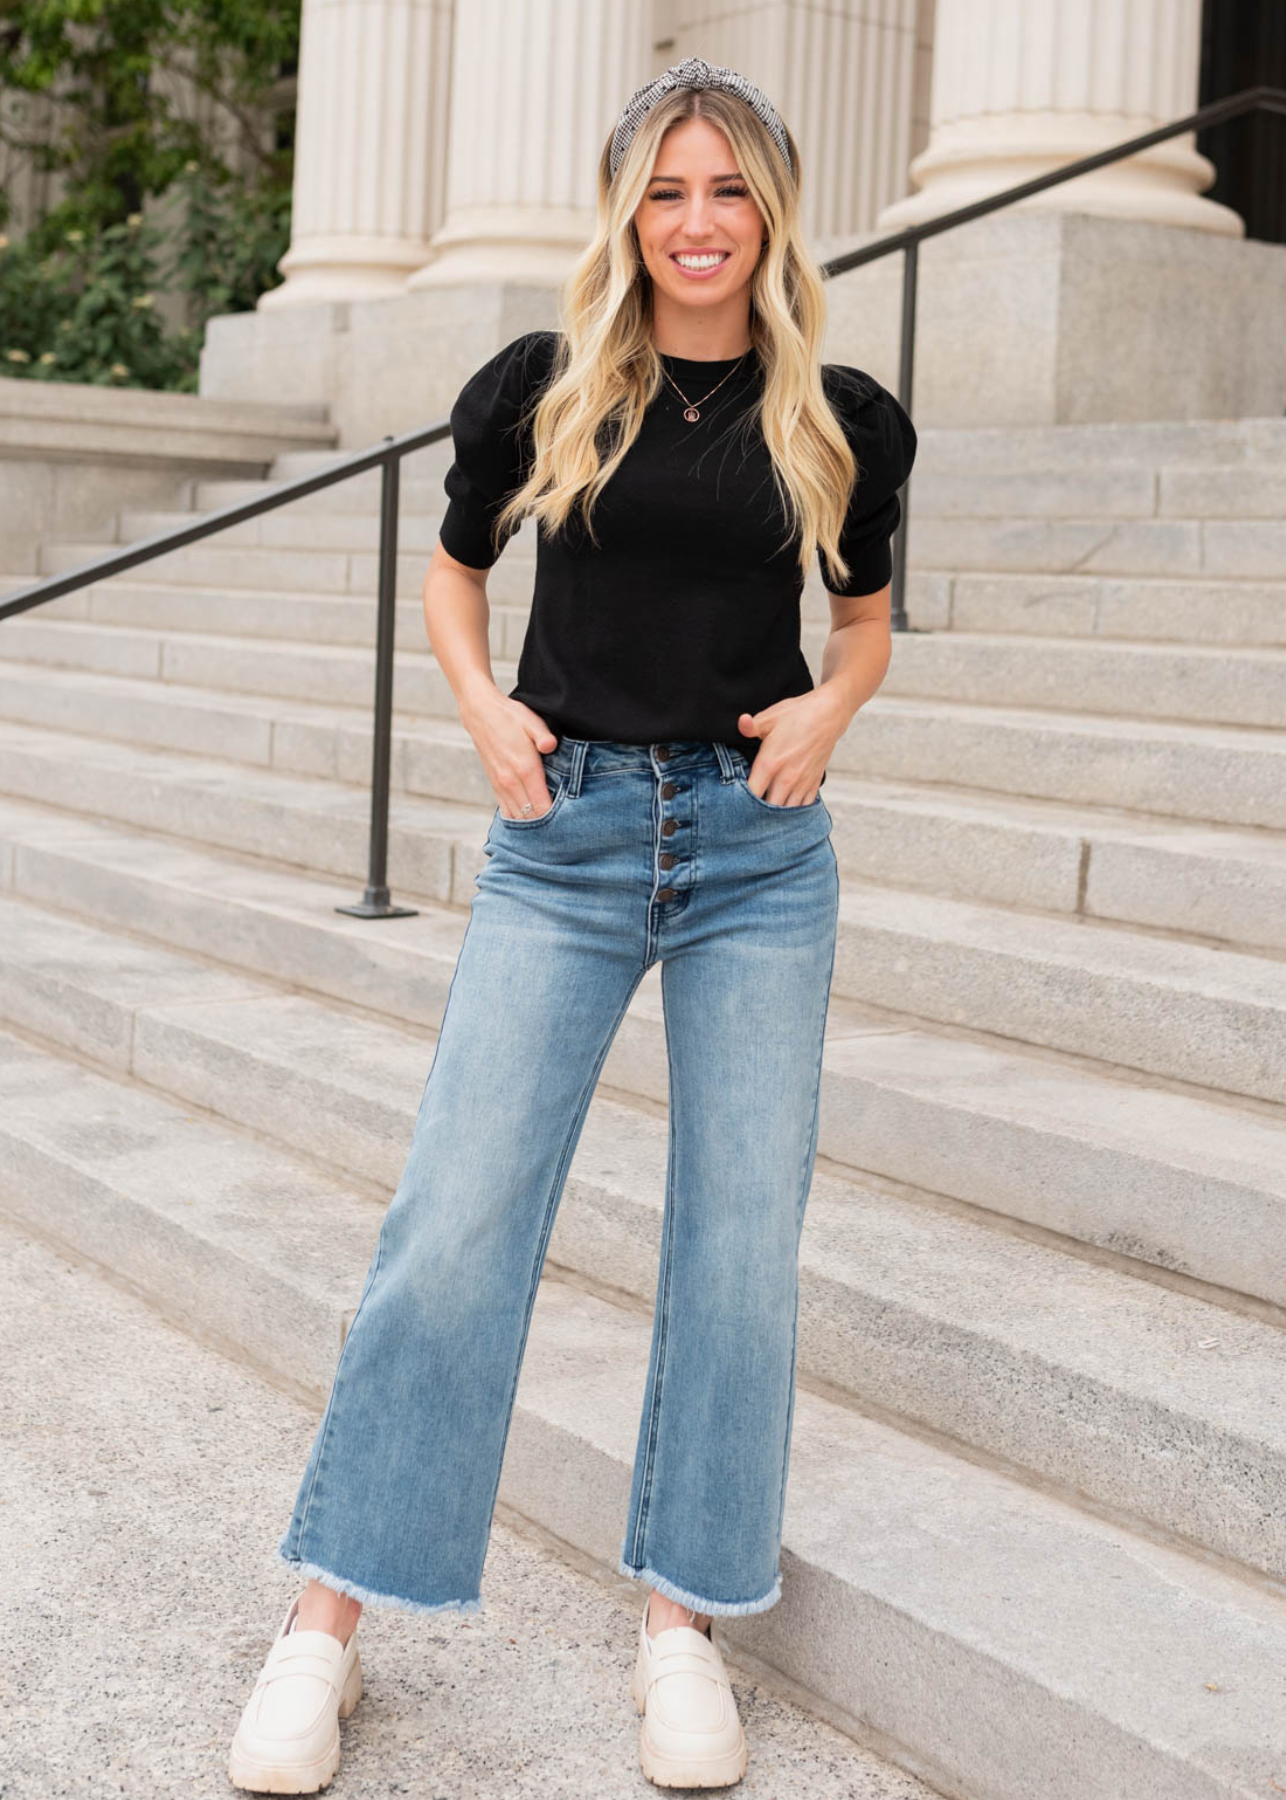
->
[[438, 329, 917, 766]]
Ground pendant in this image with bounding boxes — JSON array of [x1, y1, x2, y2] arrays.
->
[[683, 406, 701, 423]]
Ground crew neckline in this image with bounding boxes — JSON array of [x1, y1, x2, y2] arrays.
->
[[658, 347, 754, 368]]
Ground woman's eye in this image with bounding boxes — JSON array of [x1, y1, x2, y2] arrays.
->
[[648, 186, 748, 201]]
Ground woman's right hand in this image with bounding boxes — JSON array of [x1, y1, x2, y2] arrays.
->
[[461, 686, 560, 819]]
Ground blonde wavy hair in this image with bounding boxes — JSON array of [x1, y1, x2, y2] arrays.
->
[[491, 82, 865, 590]]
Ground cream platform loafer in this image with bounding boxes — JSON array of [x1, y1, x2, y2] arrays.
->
[[631, 1595, 748, 1789], [228, 1596, 363, 1794]]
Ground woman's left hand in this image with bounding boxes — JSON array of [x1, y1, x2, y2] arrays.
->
[[736, 688, 849, 806]]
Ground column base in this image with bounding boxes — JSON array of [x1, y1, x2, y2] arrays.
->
[[260, 234, 441, 310], [407, 204, 595, 291], [818, 209, 1286, 426]]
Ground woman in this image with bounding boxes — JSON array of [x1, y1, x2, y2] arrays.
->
[[230, 54, 916, 1794]]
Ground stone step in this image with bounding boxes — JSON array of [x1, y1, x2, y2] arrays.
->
[[909, 460, 1286, 521], [854, 694, 1286, 831], [37, 534, 438, 602], [0, 571, 532, 660], [831, 878, 1286, 1106], [117, 505, 449, 555], [6, 607, 1286, 735], [0, 661, 522, 803], [910, 515, 1286, 579], [1, 889, 1282, 1574], [192, 469, 451, 515], [2, 783, 1283, 1129], [0, 616, 470, 713], [1, 382, 336, 469], [2, 716, 1286, 954], [879, 630, 1286, 730], [827, 777, 1286, 953], [269, 445, 453, 481], [946, 571, 1286, 648], [2, 657, 1285, 833], [0, 719, 492, 902], [909, 415, 1286, 469], [0, 1027, 1280, 1800]]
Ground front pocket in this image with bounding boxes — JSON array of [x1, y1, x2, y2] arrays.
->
[[735, 771, 825, 813], [495, 770, 569, 826]]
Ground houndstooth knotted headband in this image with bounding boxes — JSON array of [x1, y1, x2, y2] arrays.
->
[[609, 56, 796, 183]]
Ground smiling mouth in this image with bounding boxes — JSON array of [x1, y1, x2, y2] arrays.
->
[[671, 251, 731, 270]]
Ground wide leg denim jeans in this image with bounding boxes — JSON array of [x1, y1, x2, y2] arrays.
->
[[276, 737, 840, 1619]]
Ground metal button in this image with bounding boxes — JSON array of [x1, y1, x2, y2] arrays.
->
[[655, 745, 671, 761], [659, 852, 676, 870], [662, 782, 676, 799], [656, 886, 676, 901], [661, 818, 677, 837]]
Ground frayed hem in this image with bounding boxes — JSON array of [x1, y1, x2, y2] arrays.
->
[[618, 1556, 781, 1618], [273, 1539, 482, 1618]]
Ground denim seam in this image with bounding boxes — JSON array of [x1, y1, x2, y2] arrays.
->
[[776, 843, 840, 1544], [626, 964, 681, 1569], [480, 958, 651, 1539]]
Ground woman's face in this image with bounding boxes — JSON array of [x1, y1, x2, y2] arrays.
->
[[632, 118, 767, 314]]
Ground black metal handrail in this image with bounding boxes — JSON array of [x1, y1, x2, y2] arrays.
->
[[1, 85, 1282, 917], [819, 83, 1286, 633]]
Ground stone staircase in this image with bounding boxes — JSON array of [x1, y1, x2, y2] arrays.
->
[[1, 415, 1284, 1800]]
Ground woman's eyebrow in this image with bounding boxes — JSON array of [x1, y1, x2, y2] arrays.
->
[[647, 172, 744, 183]]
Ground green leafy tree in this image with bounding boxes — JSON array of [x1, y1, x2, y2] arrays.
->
[[0, 0, 298, 388]]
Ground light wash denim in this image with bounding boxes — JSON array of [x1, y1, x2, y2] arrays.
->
[[276, 737, 839, 1619]]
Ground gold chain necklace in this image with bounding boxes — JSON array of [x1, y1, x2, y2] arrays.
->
[[659, 350, 751, 423]]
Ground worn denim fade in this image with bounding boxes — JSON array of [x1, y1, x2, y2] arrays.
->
[[276, 737, 839, 1620]]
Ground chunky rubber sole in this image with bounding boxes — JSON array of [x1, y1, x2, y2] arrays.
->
[[632, 1660, 749, 1789], [227, 1646, 363, 1794]]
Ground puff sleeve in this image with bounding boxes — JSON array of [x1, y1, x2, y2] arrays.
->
[[819, 366, 918, 598], [439, 330, 559, 569]]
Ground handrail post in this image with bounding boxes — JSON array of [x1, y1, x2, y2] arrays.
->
[[890, 235, 919, 633], [336, 443, 418, 919]]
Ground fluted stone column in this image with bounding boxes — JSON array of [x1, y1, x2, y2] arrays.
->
[[673, 0, 921, 241], [407, 0, 653, 289], [259, 0, 452, 309], [879, 0, 1242, 237]]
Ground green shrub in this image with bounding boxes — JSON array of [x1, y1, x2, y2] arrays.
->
[[0, 0, 297, 392], [0, 212, 192, 388]]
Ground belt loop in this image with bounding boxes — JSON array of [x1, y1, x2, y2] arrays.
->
[[713, 741, 741, 784], [567, 739, 588, 797]]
